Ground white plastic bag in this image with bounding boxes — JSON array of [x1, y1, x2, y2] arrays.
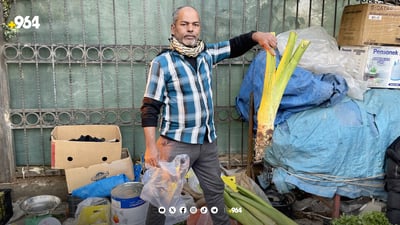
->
[[140, 154, 190, 224], [74, 197, 110, 225], [277, 26, 368, 100], [186, 168, 203, 194]]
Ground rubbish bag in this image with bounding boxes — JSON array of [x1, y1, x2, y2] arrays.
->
[[140, 154, 190, 222], [76, 198, 110, 225], [75, 197, 109, 218], [71, 174, 130, 199]]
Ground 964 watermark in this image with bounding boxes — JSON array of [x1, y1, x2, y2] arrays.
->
[[2, 15, 40, 40], [13, 15, 40, 29], [228, 207, 243, 214]]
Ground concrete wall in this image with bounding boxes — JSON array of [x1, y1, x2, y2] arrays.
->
[[0, 176, 68, 202]]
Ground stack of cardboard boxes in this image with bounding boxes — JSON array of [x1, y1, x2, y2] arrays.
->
[[50, 125, 134, 194], [338, 4, 400, 224], [338, 3, 400, 88]]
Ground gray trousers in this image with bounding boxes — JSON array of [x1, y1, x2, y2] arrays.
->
[[145, 136, 231, 225]]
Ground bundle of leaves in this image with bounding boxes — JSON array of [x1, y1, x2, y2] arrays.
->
[[331, 211, 392, 225]]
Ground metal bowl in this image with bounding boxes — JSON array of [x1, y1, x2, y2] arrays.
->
[[20, 195, 61, 216]]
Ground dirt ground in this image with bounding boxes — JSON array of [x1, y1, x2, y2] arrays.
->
[[0, 174, 380, 225]]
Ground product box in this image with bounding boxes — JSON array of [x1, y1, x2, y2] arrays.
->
[[340, 45, 400, 88], [339, 45, 369, 80], [337, 4, 400, 46], [65, 148, 134, 193], [51, 125, 122, 169]]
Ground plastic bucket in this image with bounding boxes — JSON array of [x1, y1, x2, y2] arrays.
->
[[110, 182, 148, 225]]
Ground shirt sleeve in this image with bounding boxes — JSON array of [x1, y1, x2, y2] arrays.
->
[[141, 58, 165, 127], [229, 31, 257, 58], [143, 60, 165, 102], [140, 97, 163, 127]]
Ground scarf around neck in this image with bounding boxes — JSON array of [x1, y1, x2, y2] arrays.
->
[[169, 36, 205, 57]]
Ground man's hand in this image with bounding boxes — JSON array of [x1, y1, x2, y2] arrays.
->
[[143, 126, 159, 167], [144, 145, 159, 168], [252, 31, 277, 55]]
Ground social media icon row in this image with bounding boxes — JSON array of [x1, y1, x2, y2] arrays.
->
[[158, 206, 219, 215]]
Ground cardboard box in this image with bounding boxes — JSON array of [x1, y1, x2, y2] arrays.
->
[[365, 46, 400, 88], [65, 148, 134, 193], [51, 125, 122, 169], [337, 4, 400, 46], [340, 45, 400, 88], [339, 45, 369, 80]]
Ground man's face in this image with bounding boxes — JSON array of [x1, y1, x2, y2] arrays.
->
[[171, 7, 201, 47]]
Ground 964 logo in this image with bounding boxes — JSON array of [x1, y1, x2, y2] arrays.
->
[[13, 15, 40, 29], [229, 207, 242, 214]]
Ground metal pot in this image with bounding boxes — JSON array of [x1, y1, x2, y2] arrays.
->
[[20, 195, 61, 216]]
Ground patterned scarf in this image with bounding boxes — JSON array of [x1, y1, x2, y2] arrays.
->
[[169, 36, 205, 57]]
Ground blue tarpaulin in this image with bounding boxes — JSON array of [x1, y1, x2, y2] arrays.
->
[[235, 50, 348, 128], [235, 50, 400, 199], [267, 89, 400, 199]]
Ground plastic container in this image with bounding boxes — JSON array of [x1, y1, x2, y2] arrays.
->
[[38, 216, 62, 225], [110, 182, 148, 225]]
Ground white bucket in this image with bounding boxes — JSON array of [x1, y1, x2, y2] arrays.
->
[[111, 182, 148, 225]]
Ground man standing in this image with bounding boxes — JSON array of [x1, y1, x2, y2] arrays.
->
[[141, 5, 277, 225]]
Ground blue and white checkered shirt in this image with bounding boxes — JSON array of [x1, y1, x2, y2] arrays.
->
[[143, 41, 231, 144]]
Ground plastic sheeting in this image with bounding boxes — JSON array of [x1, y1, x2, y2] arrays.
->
[[276, 26, 368, 100], [235, 48, 400, 199], [235, 50, 348, 128], [266, 89, 400, 199]]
